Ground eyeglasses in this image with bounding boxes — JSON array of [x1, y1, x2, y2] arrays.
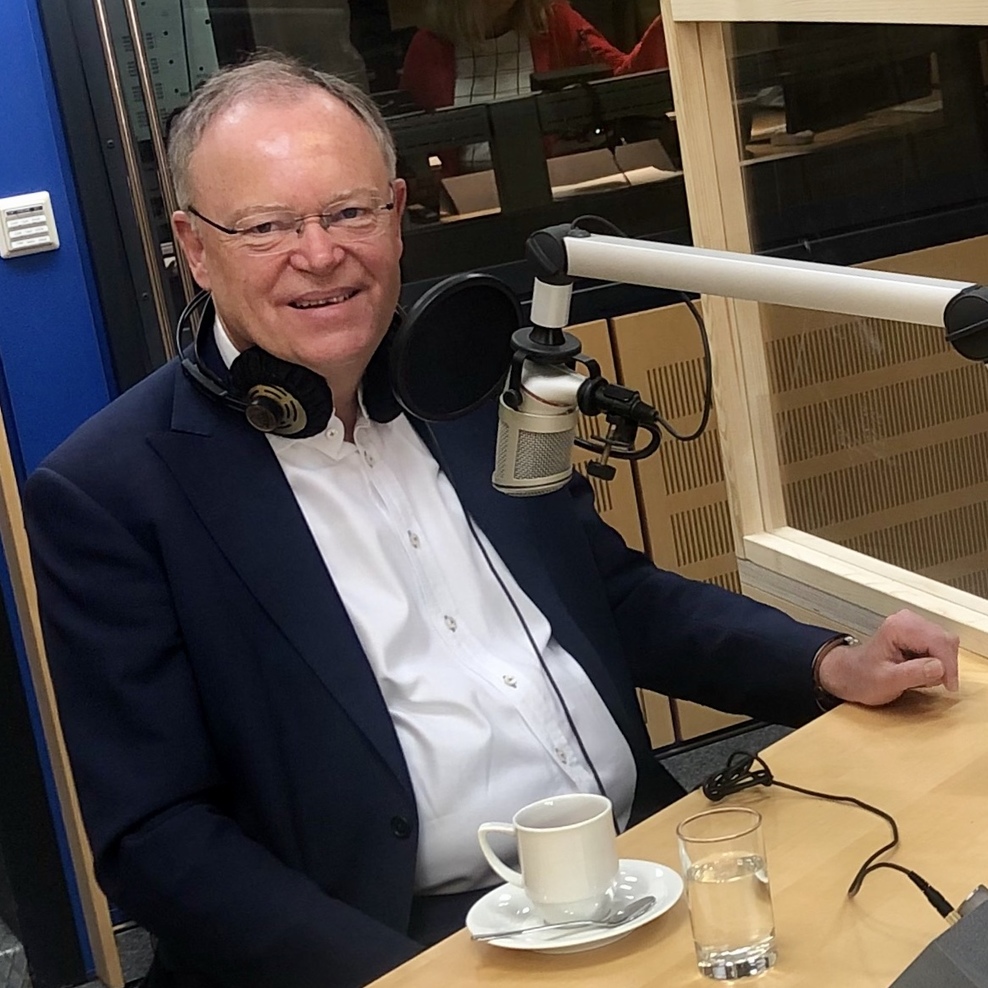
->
[[186, 189, 396, 255]]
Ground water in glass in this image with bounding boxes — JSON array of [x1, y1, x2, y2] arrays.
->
[[686, 850, 776, 979]]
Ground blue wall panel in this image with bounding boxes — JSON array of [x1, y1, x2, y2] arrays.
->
[[0, 0, 120, 976], [0, 0, 113, 478]]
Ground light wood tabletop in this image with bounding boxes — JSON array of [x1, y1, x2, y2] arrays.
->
[[370, 651, 988, 987]]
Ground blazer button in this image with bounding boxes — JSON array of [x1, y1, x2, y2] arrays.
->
[[391, 815, 412, 839]]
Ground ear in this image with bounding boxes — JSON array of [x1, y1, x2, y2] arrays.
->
[[391, 178, 408, 258], [391, 178, 408, 226], [172, 210, 212, 290]]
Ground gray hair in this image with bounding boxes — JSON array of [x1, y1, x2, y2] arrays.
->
[[167, 53, 397, 208]]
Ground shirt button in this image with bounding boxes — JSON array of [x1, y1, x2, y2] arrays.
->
[[503, 675, 517, 688], [555, 748, 569, 764], [391, 815, 412, 839], [363, 451, 375, 466], [443, 615, 457, 632], [408, 531, 421, 549], [327, 428, 338, 438]]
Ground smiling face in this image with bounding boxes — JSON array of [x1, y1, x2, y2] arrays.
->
[[172, 89, 406, 399]]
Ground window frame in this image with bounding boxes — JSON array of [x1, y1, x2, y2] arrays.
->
[[659, 0, 988, 651]]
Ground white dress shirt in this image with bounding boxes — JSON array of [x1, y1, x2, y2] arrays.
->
[[214, 322, 637, 893]]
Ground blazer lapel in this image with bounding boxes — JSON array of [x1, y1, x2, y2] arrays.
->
[[147, 368, 413, 793]]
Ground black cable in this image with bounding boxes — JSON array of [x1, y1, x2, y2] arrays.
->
[[568, 216, 713, 442], [863, 863, 955, 919], [570, 215, 627, 236], [655, 294, 712, 442], [179, 2, 191, 101], [174, 288, 210, 354], [702, 751, 956, 915], [771, 776, 897, 898], [462, 507, 614, 809]]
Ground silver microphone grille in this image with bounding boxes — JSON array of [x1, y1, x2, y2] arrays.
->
[[492, 399, 577, 496]]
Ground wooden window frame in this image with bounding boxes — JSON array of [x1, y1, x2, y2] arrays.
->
[[659, 0, 988, 651]]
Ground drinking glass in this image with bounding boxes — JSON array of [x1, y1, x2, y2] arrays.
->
[[676, 806, 777, 980]]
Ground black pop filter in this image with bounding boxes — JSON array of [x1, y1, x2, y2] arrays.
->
[[391, 272, 521, 421]]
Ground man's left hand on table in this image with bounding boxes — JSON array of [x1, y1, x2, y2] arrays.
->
[[816, 609, 960, 707]]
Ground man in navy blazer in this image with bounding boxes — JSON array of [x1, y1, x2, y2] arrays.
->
[[24, 56, 959, 988]]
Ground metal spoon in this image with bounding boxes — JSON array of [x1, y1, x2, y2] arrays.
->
[[471, 894, 656, 941]]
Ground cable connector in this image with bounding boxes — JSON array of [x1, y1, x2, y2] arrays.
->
[[948, 884, 988, 925], [903, 870, 954, 920]]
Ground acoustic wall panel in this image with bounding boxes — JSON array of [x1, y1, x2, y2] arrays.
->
[[764, 235, 988, 597], [612, 303, 741, 592]]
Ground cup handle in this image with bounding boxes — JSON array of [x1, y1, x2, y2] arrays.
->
[[477, 822, 524, 887]]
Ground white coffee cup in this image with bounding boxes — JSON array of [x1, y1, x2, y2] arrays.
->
[[477, 793, 618, 923]]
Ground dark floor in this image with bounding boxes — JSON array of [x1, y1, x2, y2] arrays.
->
[[0, 918, 30, 988], [657, 722, 792, 793]]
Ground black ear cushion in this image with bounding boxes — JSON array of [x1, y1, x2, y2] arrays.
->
[[230, 348, 334, 438]]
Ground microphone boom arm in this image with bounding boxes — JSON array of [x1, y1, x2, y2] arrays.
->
[[527, 224, 988, 356], [521, 224, 988, 484]]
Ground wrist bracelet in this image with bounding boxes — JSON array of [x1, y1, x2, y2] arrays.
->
[[811, 633, 860, 711]]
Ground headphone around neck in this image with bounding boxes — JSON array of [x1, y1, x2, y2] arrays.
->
[[176, 289, 400, 437]]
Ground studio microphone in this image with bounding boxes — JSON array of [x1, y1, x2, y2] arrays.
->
[[493, 225, 665, 497], [493, 362, 585, 496], [493, 271, 587, 496], [492, 350, 663, 497], [388, 226, 665, 497]]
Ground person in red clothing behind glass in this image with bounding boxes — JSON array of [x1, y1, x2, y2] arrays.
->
[[401, 0, 667, 170]]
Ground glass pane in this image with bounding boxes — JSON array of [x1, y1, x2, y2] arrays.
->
[[111, 0, 688, 287], [380, 0, 683, 280], [731, 23, 988, 253], [728, 22, 988, 598]]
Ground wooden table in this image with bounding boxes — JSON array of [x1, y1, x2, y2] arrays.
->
[[371, 651, 988, 987]]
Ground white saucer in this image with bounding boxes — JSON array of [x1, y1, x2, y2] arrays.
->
[[466, 858, 683, 953]]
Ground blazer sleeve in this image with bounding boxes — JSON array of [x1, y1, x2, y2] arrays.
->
[[24, 465, 421, 988], [563, 473, 835, 727]]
